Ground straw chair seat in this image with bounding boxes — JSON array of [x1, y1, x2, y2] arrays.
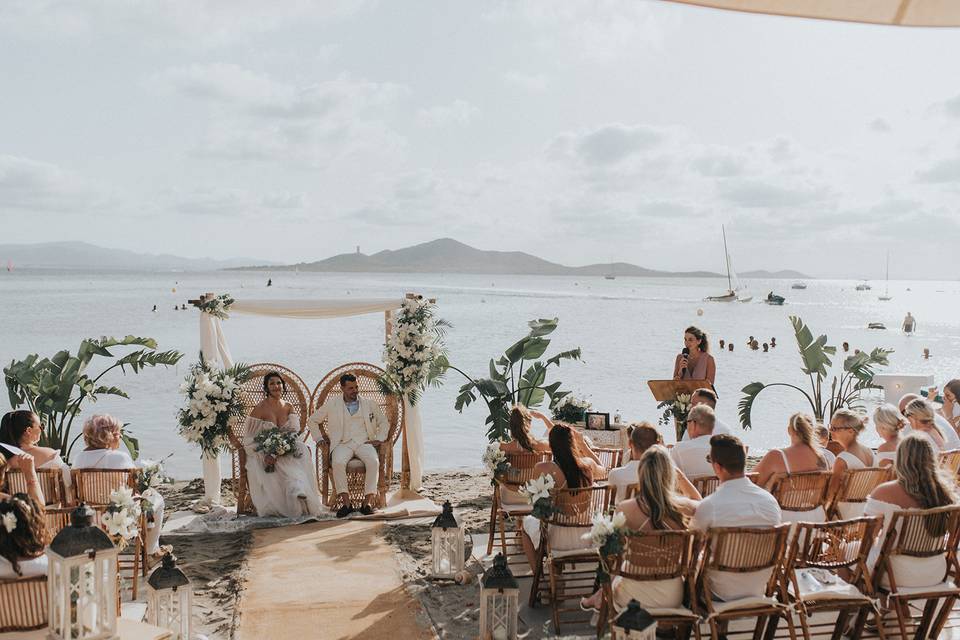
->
[[708, 594, 782, 615], [787, 570, 867, 601], [0, 575, 47, 632], [499, 502, 532, 515], [888, 578, 958, 596]]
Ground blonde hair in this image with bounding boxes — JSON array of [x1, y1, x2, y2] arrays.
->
[[873, 404, 907, 438], [636, 445, 687, 529], [82, 414, 123, 450], [831, 408, 865, 434], [896, 434, 957, 513], [787, 413, 825, 466], [904, 398, 935, 423]]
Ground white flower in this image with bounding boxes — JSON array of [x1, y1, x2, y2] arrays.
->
[[520, 473, 555, 505], [1, 512, 16, 533], [611, 511, 627, 530], [110, 486, 136, 510]]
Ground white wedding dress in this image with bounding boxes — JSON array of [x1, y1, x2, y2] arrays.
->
[[242, 414, 322, 517]]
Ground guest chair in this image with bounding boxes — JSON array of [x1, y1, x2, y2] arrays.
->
[[232, 363, 312, 515], [530, 485, 613, 634], [593, 447, 623, 481], [767, 471, 832, 521], [694, 524, 798, 640], [692, 473, 759, 499], [486, 450, 551, 558], [782, 517, 885, 640], [939, 449, 960, 478], [826, 468, 893, 520], [3, 467, 68, 507], [871, 505, 960, 640], [311, 362, 403, 509], [0, 575, 48, 632], [43, 506, 75, 539], [599, 529, 701, 640]]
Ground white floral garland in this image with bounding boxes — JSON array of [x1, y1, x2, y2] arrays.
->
[[102, 487, 141, 550], [177, 356, 250, 457], [382, 296, 448, 404], [198, 293, 234, 320]]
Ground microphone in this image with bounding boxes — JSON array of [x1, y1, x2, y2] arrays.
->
[[680, 347, 690, 377]]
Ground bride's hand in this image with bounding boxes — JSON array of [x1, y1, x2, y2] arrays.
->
[[264, 454, 277, 466]]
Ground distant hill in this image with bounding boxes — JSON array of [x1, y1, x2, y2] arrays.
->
[[740, 269, 809, 279], [0, 241, 274, 271], [238, 238, 809, 279]]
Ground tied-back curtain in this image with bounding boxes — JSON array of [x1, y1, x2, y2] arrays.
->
[[231, 298, 403, 320], [199, 314, 234, 368], [404, 399, 424, 491]]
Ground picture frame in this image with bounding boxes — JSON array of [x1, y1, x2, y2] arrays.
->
[[584, 411, 610, 431]]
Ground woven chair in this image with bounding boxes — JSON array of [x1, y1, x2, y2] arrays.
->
[[2, 467, 68, 507], [693, 473, 759, 499], [871, 505, 960, 640], [593, 447, 623, 482], [599, 529, 702, 640], [695, 524, 798, 640], [767, 471, 833, 521], [231, 363, 312, 515], [43, 506, 75, 540], [0, 575, 48, 632], [529, 485, 613, 634], [310, 362, 403, 509], [826, 467, 893, 520], [939, 449, 960, 477], [783, 516, 885, 640], [486, 450, 551, 557]]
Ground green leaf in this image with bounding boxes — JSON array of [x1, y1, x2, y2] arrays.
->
[[93, 385, 130, 399], [121, 427, 140, 460], [521, 337, 550, 360], [738, 382, 766, 430], [790, 315, 834, 378], [526, 318, 559, 338], [546, 348, 582, 367]]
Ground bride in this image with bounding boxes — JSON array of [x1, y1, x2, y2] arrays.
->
[[243, 372, 322, 517]]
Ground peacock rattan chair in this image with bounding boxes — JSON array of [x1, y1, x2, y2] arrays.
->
[[2, 467, 68, 507], [599, 529, 702, 640], [310, 362, 403, 509], [593, 447, 623, 482], [486, 450, 552, 558], [939, 449, 960, 478], [0, 575, 48, 632], [231, 363, 312, 515], [871, 505, 960, 640], [826, 467, 893, 520], [767, 471, 833, 521], [783, 516, 885, 640], [695, 524, 798, 640]]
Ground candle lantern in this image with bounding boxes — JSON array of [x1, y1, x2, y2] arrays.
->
[[610, 599, 656, 640], [430, 500, 464, 579], [479, 553, 519, 640], [146, 554, 193, 639], [46, 503, 119, 640]]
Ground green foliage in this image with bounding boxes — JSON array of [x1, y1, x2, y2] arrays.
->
[[738, 316, 891, 429], [437, 317, 582, 442], [4, 335, 183, 460]]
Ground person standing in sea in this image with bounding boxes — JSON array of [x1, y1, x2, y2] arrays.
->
[[672, 325, 716, 385]]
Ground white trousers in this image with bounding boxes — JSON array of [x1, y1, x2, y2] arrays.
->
[[331, 442, 379, 497]]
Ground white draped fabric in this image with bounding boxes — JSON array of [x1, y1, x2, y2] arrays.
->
[[403, 398, 424, 491], [663, 0, 960, 27], [231, 298, 402, 320], [198, 313, 234, 505]]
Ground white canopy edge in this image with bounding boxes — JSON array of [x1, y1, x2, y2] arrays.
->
[[230, 298, 403, 320], [663, 0, 960, 27]]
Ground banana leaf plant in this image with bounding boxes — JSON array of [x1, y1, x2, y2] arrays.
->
[[4, 335, 183, 460], [434, 318, 582, 443], [738, 316, 892, 429]]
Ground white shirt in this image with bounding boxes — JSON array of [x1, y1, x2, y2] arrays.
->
[[71, 448, 137, 470], [608, 460, 640, 503], [669, 434, 714, 479], [680, 416, 733, 441], [0, 555, 47, 579]]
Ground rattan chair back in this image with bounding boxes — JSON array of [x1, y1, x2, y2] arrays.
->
[[2, 468, 66, 506], [72, 469, 136, 505], [547, 485, 612, 528], [0, 575, 48, 632], [939, 449, 960, 476], [786, 516, 880, 573], [498, 451, 551, 491], [593, 447, 622, 481], [768, 471, 832, 513], [611, 529, 698, 581], [693, 475, 721, 497], [43, 507, 75, 541], [880, 504, 960, 559], [701, 524, 790, 574]]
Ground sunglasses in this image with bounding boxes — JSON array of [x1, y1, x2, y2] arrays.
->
[[828, 425, 853, 433]]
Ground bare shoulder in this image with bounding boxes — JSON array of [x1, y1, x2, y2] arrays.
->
[[870, 481, 900, 502], [676, 496, 700, 515], [249, 402, 270, 420]]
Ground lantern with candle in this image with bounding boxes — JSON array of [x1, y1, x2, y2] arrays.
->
[[430, 500, 464, 579], [610, 599, 656, 640], [479, 553, 518, 640], [146, 554, 193, 639]]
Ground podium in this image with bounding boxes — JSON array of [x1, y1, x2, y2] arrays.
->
[[647, 379, 711, 402]]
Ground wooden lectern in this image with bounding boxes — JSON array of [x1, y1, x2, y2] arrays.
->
[[647, 379, 711, 402]]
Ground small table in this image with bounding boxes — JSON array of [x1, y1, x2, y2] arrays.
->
[[572, 422, 630, 456], [872, 373, 935, 403]]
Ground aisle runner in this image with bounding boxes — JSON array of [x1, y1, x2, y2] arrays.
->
[[236, 520, 435, 640]]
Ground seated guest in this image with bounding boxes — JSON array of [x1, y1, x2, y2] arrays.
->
[[937, 379, 960, 431], [609, 423, 700, 503], [520, 424, 603, 570], [307, 373, 389, 518], [692, 435, 782, 601], [0, 494, 48, 578], [500, 405, 550, 455], [873, 404, 906, 467], [1, 410, 72, 503], [902, 398, 945, 451], [580, 445, 700, 611], [0, 450, 43, 507], [814, 423, 838, 468], [73, 415, 166, 558], [752, 413, 829, 489], [899, 393, 960, 449], [670, 405, 717, 479], [828, 409, 876, 519], [864, 435, 957, 587], [243, 371, 322, 518], [679, 388, 733, 441]]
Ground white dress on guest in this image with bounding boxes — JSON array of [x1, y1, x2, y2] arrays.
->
[[864, 497, 948, 589], [835, 451, 875, 520], [0, 555, 48, 579], [243, 414, 322, 518]]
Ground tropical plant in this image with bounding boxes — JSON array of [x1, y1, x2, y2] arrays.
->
[[437, 317, 582, 443], [4, 336, 184, 460], [738, 316, 892, 429]]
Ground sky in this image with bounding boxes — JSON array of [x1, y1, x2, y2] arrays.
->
[[1, 0, 959, 279]]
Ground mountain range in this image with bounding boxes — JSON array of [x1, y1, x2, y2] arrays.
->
[[0, 241, 275, 271]]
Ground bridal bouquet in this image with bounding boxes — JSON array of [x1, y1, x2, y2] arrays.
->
[[520, 473, 556, 520], [177, 355, 251, 457], [583, 511, 629, 583], [482, 442, 511, 485], [253, 427, 302, 472], [381, 296, 450, 404], [102, 487, 141, 550], [658, 392, 692, 441], [198, 293, 235, 320]]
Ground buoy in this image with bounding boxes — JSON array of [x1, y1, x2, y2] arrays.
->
[[171, 288, 176, 293], [697, 308, 704, 316]]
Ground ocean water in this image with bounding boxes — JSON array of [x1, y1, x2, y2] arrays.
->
[[1, 269, 957, 479]]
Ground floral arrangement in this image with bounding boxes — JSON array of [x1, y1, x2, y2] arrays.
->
[[381, 296, 450, 405], [520, 473, 556, 520], [198, 293, 235, 320], [552, 394, 592, 423], [102, 487, 141, 550], [136, 457, 172, 493], [482, 442, 511, 486], [253, 427, 302, 472], [177, 355, 251, 457], [1, 511, 16, 533], [584, 511, 629, 583], [658, 392, 692, 441]]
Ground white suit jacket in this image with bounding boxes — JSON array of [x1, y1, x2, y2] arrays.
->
[[306, 396, 389, 447]]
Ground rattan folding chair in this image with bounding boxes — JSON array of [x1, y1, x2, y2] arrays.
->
[[231, 363, 312, 515], [783, 516, 885, 640], [485, 450, 551, 557], [693, 473, 759, 499], [939, 449, 960, 478], [3, 467, 68, 507], [530, 485, 613, 634], [871, 505, 960, 640], [43, 506, 74, 540], [599, 529, 702, 639], [593, 447, 623, 482], [767, 471, 832, 522], [0, 575, 48, 632], [695, 524, 798, 640], [826, 467, 893, 520], [311, 362, 404, 509]]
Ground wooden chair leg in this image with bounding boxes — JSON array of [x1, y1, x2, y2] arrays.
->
[[914, 599, 937, 639], [892, 597, 910, 640], [549, 557, 562, 635], [929, 595, 957, 639], [498, 512, 510, 557], [830, 609, 849, 640], [528, 543, 545, 608], [486, 499, 498, 556]]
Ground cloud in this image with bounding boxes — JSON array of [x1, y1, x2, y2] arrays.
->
[[549, 123, 667, 166], [0, 155, 100, 212], [767, 137, 796, 164], [417, 99, 480, 127], [916, 156, 960, 183], [718, 179, 829, 208], [502, 70, 548, 92], [166, 186, 306, 217], [869, 118, 892, 133], [942, 94, 960, 119], [690, 152, 746, 177]]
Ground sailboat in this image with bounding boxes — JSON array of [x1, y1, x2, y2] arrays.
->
[[706, 226, 750, 302], [878, 252, 892, 301]]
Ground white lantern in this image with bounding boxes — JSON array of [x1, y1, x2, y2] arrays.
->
[[430, 501, 464, 579], [610, 600, 656, 640], [146, 554, 193, 640], [46, 504, 119, 640], [479, 553, 519, 640]]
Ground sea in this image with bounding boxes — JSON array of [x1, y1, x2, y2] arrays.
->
[[1, 269, 957, 480]]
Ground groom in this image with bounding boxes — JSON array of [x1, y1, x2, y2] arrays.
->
[[307, 373, 390, 518]]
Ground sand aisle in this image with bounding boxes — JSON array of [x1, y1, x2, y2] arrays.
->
[[237, 520, 435, 640]]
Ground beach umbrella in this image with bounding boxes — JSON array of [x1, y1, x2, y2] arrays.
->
[[661, 0, 960, 27], [610, 599, 657, 639], [146, 554, 193, 640], [479, 553, 519, 640], [430, 501, 465, 580]]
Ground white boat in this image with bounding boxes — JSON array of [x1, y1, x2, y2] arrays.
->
[[855, 281, 872, 291], [706, 226, 750, 302], [878, 252, 892, 301], [791, 281, 807, 290]]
